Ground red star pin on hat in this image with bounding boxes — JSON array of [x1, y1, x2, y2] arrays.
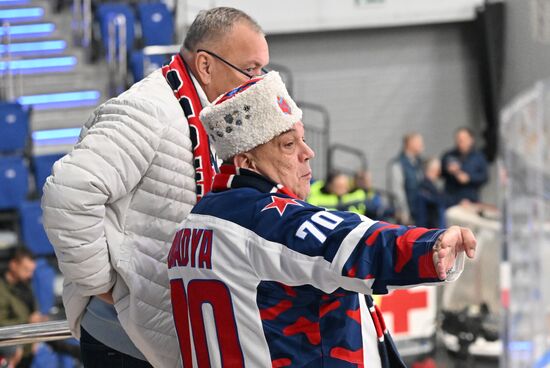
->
[[261, 196, 303, 216], [277, 96, 291, 114]]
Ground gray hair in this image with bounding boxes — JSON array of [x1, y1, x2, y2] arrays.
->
[[183, 7, 263, 52]]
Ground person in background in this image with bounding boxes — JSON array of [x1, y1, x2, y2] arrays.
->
[[441, 127, 488, 207], [307, 171, 352, 210], [41, 7, 269, 368], [348, 170, 395, 220], [387, 132, 425, 225], [0, 247, 46, 368], [416, 158, 447, 228]]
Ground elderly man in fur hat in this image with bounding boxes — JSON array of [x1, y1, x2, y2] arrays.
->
[[167, 72, 477, 367]]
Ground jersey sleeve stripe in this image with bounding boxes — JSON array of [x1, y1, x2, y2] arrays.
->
[[330, 218, 377, 274]]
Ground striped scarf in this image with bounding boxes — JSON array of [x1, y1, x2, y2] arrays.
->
[[162, 53, 217, 202], [212, 164, 298, 198]]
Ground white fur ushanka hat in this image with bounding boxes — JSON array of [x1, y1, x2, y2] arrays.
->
[[200, 71, 302, 161]]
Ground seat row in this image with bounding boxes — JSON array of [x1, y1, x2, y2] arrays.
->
[[0, 102, 60, 256], [95, 1, 174, 81]]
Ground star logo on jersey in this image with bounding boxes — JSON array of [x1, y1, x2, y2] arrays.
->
[[261, 196, 303, 216]]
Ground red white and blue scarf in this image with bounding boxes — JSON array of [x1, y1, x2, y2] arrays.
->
[[162, 53, 218, 202], [212, 164, 298, 198]]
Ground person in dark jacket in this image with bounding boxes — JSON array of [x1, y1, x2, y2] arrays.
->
[[416, 158, 447, 228], [387, 133, 424, 224], [441, 128, 488, 207]]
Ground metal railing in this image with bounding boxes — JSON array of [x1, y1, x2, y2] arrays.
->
[[0, 321, 71, 347], [107, 14, 127, 96], [1, 21, 14, 101], [141, 44, 180, 78], [328, 143, 368, 175], [72, 0, 92, 54], [296, 101, 331, 181], [268, 63, 294, 96]]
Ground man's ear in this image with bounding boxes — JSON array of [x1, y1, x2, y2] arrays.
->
[[233, 153, 255, 170], [194, 52, 212, 85]]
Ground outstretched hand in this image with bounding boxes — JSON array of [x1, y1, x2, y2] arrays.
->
[[433, 226, 476, 280]]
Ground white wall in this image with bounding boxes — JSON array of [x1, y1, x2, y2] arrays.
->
[[181, 0, 484, 34]]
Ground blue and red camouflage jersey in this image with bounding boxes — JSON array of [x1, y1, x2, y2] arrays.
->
[[168, 166, 444, 367]]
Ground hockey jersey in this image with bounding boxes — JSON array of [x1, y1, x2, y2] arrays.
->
[[168, 166, 445, 367]]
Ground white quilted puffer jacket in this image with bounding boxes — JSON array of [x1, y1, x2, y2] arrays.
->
[[42, 69, 205, 367]]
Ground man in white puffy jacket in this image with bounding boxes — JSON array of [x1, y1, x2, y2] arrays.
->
[[41, 7, 269, 368]]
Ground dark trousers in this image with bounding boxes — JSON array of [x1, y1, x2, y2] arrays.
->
[[80, 327, 152, 368]]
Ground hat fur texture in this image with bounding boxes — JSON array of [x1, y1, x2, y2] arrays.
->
[[200, 71, 302, 161]]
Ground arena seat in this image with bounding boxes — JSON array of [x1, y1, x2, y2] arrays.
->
[[0, 156, 29, 210], [130, 50, 167, 81], [137, 2, 174, 46], [19, 200, 54, 256], [32, 153, 63, 195], [31, 342, 76, 368], [96, 2, 135, 53], [32, 257, 55, 314], [0, 102, 30, 154]]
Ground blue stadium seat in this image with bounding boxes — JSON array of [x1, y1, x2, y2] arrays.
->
[[137, 2, 174, 46], [31, 341, 77, 368], [19, 200, 54, 256], [96, 2, 135, 53], [32, 153, 63, 195], [0, 102, 29, 154], [31, 344, 59, 368], [32, 258, 55, 314], [130, 50, 167, 81], [0, 156, 28, 210]]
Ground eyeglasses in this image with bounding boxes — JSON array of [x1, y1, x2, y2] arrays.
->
[[197, 48, 268, 79]]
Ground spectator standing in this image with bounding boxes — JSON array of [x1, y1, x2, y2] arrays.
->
[[387, 132, 425, 224], [41, 7, 269, 368], [441, 127, 488, 207]]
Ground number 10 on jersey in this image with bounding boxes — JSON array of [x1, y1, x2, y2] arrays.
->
[[170, 279, 244, 367]]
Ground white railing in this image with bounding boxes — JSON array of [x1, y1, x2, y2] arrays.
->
[[0, 321, 72, 347]]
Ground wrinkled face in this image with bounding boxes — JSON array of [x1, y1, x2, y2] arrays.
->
[[9, 257, 35, 283], [456, 130, 474, 154], [206, 22, 269, 101], [248, 122, 315, 199]]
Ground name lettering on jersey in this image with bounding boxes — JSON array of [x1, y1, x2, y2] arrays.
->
[[168, 228, 213, 269], [261, 196, 303, 216]]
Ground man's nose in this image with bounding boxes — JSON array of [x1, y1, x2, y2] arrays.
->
[[303, 143, 315, 161]]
